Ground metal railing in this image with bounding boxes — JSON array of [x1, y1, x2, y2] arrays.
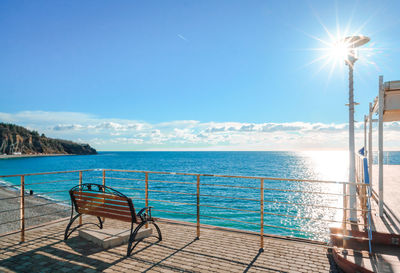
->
[[355, 149, 373, 253], [0, 169, 369, 250]]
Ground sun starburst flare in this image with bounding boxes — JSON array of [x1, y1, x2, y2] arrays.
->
[[297, 11, 379, 84], [308, 32, 373, 76]]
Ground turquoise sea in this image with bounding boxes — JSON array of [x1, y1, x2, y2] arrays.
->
[[1, 151, 399, 241]]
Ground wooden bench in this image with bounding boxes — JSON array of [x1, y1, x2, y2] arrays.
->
[[64, 183, 162, 256]]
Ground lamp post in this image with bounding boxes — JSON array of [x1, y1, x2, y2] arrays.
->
[[343, 35, 370, 221]]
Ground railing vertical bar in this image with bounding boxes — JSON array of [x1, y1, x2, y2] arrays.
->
[[260, 178, 264, 251], [368, 102, 373, 186], [79, 171, 82, 225], [378, 75, 384, 217], [20, 175, 25, 242], [102, 170, 106, 188], [102, 170, 106, 223], [196, 174, 200, 239], [342, 182, 348, 249], [342, 183, 346, 230], [145, 172, 149, 229], [364, 158, 373, 254]]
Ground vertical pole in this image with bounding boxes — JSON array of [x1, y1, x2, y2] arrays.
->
[[342, 183, 347, 230], [102, 170, 106, 188], [364, 115, 367, 156], [79, 171, 82, 225], [368, 103, 373, 187], [378, 75, 384, 217], [342, 182, 348, 248], [102, 170, 106, 223], [260, 179, 264, 251], [196, 175, 200, 239], [348, 61, 357, 221], [145, 172, 149, 228], [20, 175, 25, 242]]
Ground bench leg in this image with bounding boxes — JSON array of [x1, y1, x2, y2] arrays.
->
[[65, 214, 104, 240], [126, 220, 163, 256], [64, 213, 81, 240], [127, 222, 145, 256], [151, 221, 162, 241], [97, 217, 103, 229]]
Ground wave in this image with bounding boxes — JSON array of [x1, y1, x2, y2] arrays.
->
[[0, 178, 20, 192], [0, 178, 70, 208]]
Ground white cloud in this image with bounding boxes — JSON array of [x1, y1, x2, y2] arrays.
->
[[1, 110, 400, 151], [53, 124, 85, 131], [110, 138, 144, 144]]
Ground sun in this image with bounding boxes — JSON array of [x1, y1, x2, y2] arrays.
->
[[301, 24, 374, 83], [328, 40, 351, 63], [321, 36, 370, 71], [295, 3, 377, 81]]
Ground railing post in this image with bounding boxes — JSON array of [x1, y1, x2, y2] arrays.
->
[[196, 175, 200, 239], [260, 178, 264, 252], [362, 158, 369, 224], [102, 170, 106, 188], [102, 170, 106, 223], [368, 102, 373, 187], [342, 183, 346, 230], [20, 175, 25, 243], [378, 75, 384, 217], [145, 172, 149, 228], [79, 171, 82, 225], [364, 115, 367, 157], [342, 182, 348, 249]]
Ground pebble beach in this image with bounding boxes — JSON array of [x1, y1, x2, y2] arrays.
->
[[0, 154, 69, 160], [0, 187, 70, 235]]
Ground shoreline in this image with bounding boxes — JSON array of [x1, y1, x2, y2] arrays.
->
[[0, 154, 73, 160]]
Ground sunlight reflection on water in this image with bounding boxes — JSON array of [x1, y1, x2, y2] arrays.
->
[[291, 151, 348, 241]]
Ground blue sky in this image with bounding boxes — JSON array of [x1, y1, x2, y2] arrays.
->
[[1, 0, 400, 150]]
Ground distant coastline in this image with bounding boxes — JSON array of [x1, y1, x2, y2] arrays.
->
[[0, 153, 74, 160], [1, 123, 97, 156]]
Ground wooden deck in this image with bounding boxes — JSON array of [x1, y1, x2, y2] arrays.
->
[[333, 164, 400, 273], [371, 165, 400, 235], [0, 217, 340, 273]]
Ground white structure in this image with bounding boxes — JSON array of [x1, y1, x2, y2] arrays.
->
[[366, 76, 400, 216]]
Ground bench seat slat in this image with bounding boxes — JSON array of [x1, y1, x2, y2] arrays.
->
[[77, 206, 131, 218], [78, 208, 133, 222], [75, 199, 131, 212], [74, 191, 127, 201], [75, 196, 129, 207], [75, 201, 132, 216]]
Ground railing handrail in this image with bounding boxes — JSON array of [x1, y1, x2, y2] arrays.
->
[[0, 169, 95, 178], [1, 168, 363, 185], [0, 167, 367, 251], [104, 168, 363, 185]]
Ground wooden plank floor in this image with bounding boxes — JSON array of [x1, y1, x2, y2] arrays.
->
[[336, 164, 400, 273], [371, 165, 400, 234], [0, 217, 341, 273]]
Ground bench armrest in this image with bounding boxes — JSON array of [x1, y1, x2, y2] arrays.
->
[[137, 206, 153, 221]]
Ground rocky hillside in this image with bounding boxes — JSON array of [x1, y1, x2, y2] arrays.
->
[[0, 123, 97, 155]]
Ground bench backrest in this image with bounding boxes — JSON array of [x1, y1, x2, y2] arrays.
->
[[69, 183, 137, 223]]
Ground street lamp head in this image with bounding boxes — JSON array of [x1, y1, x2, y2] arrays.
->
[[342, 35, 370, 65], [343, 35, 370, 48]]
